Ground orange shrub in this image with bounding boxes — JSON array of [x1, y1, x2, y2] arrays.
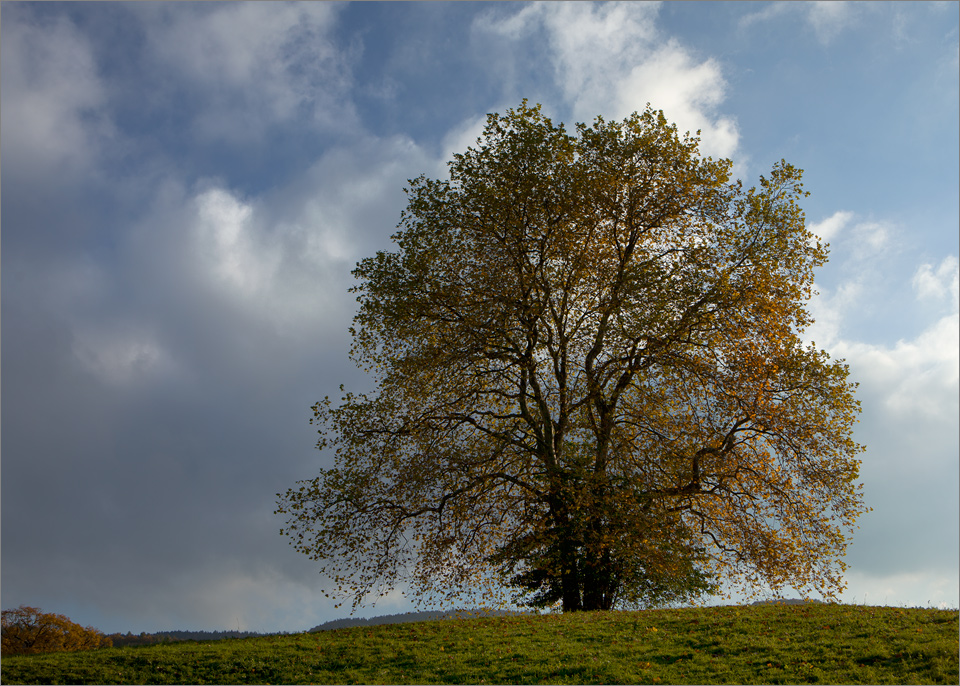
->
[[1, 605, 112, 656]]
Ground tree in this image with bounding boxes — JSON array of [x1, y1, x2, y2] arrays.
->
[[1, 606, 112, 656], [276, 101, 867, 613]]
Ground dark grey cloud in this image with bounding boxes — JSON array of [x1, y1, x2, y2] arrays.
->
[[0, 2, 428, 632], [0, 132, 432, 631]]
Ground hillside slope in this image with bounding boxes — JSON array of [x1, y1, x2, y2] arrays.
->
[[2, 604, 957, 685]]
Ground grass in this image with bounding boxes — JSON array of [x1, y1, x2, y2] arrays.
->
[[2, 604, 957, 684]]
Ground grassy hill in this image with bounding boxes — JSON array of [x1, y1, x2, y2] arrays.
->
[[2, 603, 957, 684]]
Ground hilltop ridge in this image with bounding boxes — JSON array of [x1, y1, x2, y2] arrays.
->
[[309, 607, 527, 632]]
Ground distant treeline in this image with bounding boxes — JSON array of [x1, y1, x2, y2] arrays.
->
[[103, 609, 524, 646], [7, 602, 822, 654], [103, 610, 523, 645]]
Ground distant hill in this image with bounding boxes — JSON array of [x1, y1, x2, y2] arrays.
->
[[104, 609, 524, 645], [108, 603, 821, 644], [309, 603, 831, 631], [309, 608, 527, 632], [751, 598, 825, 606]]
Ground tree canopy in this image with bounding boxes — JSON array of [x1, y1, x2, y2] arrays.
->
[[276, 101, 867, 613], [1, 606, 112, 656]]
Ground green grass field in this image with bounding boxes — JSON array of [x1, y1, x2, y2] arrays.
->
[[2, 604, 957, 684]]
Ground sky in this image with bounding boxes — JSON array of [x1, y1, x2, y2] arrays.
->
[[2, 1, 957, 635]]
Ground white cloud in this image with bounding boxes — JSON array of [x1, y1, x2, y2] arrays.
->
[[615, 43, 739, 159], [840, 569, 959, 609], [807, 279, 864, 349], [474, 1, 739, 159], [809, 210, 855, 245], [805, 211, 956, 435], [851, 221, 890, 256], [830, 255, 959, 421], [193, 189, 279, 300], [171, 566, 329, 633], [124, 133, 432, 342], [72, 326, 176, 387], [436, 114, 490, 177], [913, 256, 960, 307], [0, 9, 111, 178], [809, 249, 959, 422], [282, 133, 431, 264], [807, 1, 856, 44], [738, 2, 791, 31], [805, 212, 900, 348], [182, 185, 343, 335], [141, 2, 355, 141], [528, 2, 661, 101], [834, 312, 959, 422], [739, 1, 858, 45]]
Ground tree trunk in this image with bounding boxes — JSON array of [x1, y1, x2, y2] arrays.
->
[[581, 545, 616, 611], [559, 533, 583, 612]]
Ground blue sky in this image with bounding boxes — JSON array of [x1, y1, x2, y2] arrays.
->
[[2, 1, 957, 634]]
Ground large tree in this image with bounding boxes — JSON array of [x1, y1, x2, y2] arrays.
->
[[276, 102, 867, 613]]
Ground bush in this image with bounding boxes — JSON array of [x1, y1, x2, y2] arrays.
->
[[1, 605, 112, 656]]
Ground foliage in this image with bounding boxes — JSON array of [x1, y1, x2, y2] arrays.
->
[[1, 605, 957, 684], [276, 100, 867, 612], [1, 606, 112, 656]]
